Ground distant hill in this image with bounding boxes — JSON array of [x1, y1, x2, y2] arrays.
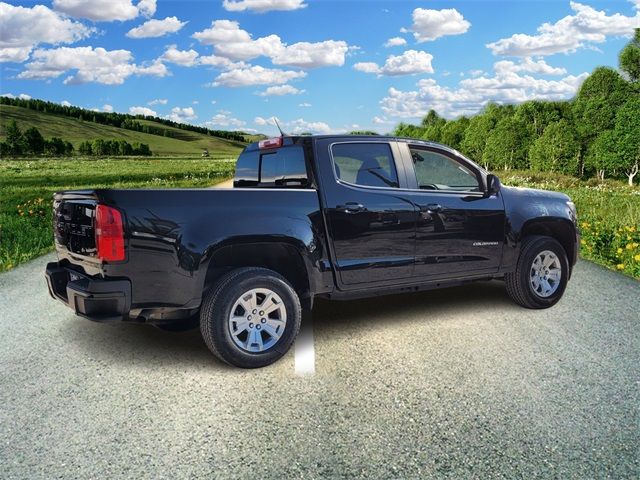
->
[[0, 98, 258, 158]]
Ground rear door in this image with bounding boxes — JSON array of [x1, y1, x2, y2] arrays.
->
[[314, 139, 416, 288], [398, 142, 505, 278]]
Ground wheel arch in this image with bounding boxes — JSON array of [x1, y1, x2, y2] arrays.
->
[[202, 240, 313, 310], [520, 217, 577, 276]]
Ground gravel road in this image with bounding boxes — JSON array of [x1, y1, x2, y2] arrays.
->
[[0, 255, 638, 479]]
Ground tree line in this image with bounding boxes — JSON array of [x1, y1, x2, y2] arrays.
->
[[0, 121, 152, 157], [0, 97, 248, 144], [394, 29, 640, 186]]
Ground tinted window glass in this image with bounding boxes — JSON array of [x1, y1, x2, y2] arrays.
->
[[332, 143, 399, 188], [260, 146, 308, 187], [411, 148, 480, 192], [234, 150, 260, 186]]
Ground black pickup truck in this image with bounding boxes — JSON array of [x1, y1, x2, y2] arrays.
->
[[46, 135, 579, 368]]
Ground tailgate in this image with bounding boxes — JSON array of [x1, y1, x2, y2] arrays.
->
[[53, 191, 99, 259]]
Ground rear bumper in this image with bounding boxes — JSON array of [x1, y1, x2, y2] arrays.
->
[[45, 262, 131, 322]]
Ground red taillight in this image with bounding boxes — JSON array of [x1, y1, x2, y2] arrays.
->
[[258, 137, 283, 149], [95, 204, 125, 262]]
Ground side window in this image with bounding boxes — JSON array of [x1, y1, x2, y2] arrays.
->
[[410, 148, 481, 192], [331, 143, 399, 188]]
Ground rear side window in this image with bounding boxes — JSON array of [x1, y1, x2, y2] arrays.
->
[[234, 145, 309, 188], [331, 143, 399, 188]]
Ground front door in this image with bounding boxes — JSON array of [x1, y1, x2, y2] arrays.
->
[[400, 144, 505, 278], [315, 140, 416, 288]]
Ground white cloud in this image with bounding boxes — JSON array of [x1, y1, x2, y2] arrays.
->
[[206, 111, 246, 127], [129, 106, 156, 116], [1, 92, 31, 100], [53, 0, 155, 22], [199, 54, 245, 69], [137, 0, 156, 17], [487, 2, 640, 57], [254, 116, 270, 125], [372, 116, 393, 125], [148, 98, 167, 106], [18, 46, 169, 84], [222, 0, 306, 13], [354, 50, 434, 76], [298, 102, 312, 107], [135, 59, 169, 77], [127, 16, 186, 39], [353, 62, 381, 74], [406, 8, 471, 42], [271, 40, 349, 68], [167, 106, 197, 123], [61, 100, 72, 106], [258, 84, 304, 96], [384, 37, 407, 48], [494, 57, 567, 76], [212, 64, 306, 87], [192, 20, 349, 68], [380, 64, 589, 119], [287, 118, 331, 134], [0, 2, 92, 63], [160, 45, 199, 66], [102, 104, 113, 112]]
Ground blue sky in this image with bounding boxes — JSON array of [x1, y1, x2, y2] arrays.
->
[[1, 0, 639, 135]]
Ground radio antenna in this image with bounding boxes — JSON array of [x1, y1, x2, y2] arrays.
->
[[272, 117, 286, 137]]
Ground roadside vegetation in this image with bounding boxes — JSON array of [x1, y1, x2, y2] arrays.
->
[[0, 158, 235, 272]]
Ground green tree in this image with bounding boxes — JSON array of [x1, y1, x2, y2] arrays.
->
[[586, 130, 618, 181], [92, 139, 106, 156], [572, 67, 630, 141], [23, 127, 45, 155], [393, 122, 425, 139], [515, 100, 570, 137], [421, 109, 445, 128], [529, 120, 580, 175], [619, 28, 640, 83], [64, 141, 74, 156], [4, 120, 24, 155], [440, 117, 470, 152], [482, 116, 533, 170], [78, 141, 92, 155], [44, 137, 66, 156], [572, 66, 630, 175], [613, 97, 640, 185], [420, 109, 446, 143]]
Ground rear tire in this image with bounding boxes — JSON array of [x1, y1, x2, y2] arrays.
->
[[200, 267, 301, 368], [505, 235, 569, 309]]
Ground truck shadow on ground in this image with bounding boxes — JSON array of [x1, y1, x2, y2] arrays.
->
[[312, 280, 516, 335], [65, 280, 515, 369]]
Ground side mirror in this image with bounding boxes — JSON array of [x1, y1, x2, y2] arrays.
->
[[486, 174, 501, 195]]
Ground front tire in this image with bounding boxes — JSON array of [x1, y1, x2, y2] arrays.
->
[[200, 267, 301, 368], [505, 235, 569, 309]]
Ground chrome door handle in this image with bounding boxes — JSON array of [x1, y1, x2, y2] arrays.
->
[[337, 202, 365, 213], [425, 203, 443, 213]]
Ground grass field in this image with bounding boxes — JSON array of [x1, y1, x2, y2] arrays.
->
[[0, 157, 235, 271], [0, 105, 245, 156], [0, 160, 638, 279]]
